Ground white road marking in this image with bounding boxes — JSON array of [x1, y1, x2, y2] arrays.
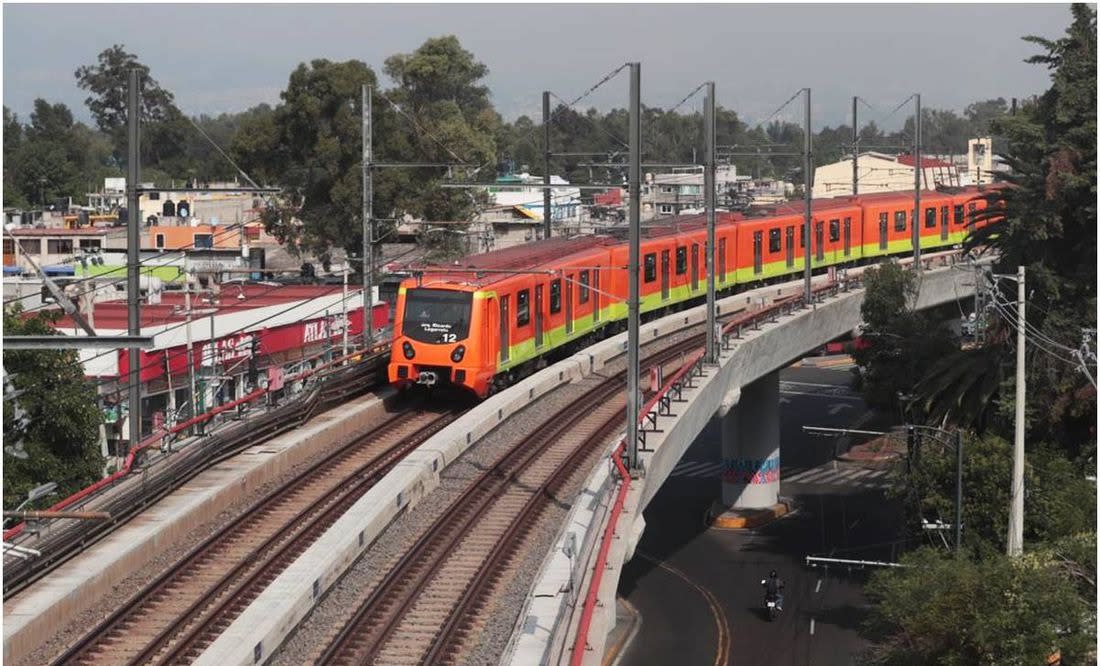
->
[[810, 618, 816, 635], [815, 578, 822, 593]]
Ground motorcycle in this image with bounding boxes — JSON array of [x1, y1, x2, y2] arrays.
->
[[761, 579, 783, 621]]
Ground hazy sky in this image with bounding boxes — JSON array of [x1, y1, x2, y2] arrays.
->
[[3, 3, 1073, 129]]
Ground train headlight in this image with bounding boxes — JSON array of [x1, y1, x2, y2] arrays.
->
[[402, 341, 415, 359], [451, 345, 466, 363]]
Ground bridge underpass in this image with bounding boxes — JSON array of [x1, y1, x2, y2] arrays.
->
[[507, 251, 986, 665]]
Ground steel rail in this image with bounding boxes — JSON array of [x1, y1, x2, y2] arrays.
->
[[52, 407, 453, 665]]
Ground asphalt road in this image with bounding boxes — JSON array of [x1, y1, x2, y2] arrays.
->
[[617, 361, 904, 666]]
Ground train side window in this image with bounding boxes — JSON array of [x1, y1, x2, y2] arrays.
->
[[954, 205, 964, 225], [894, 210, 907, 232], [675, 247, 687, 275], [517, 289, 530, 326], [829, 219, 840, 242], [579, 270, 590, 304], [644, 252, 657, 283], [924, 207, 936, 229], [549, 279, 562, 314], [768, 228, 781, 253]]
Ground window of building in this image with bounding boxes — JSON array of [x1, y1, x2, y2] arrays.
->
[[829, 219, 840, 242], [894, 210, 907, 232], [681, 185, 701, 195], [549, 279, 562, 314], [644, 253, 657, 283], [579, 270, 590, 303], [79, 239, 102, 250], [517, 289, 530, 326], [954, 205, 965, 225], [675, 246, 687, 274], [768, 228, 782, 253], [924, 207, 936, 229], [148, 191, 160, 200], [3, 239, 14, 255], [193, 233, 213, 249], [18, 239, 40, 255], [660, 185, 675, 194], [47, 239, 73, 254], [659, 204, 674, 215], [155, 234, 166, 249]]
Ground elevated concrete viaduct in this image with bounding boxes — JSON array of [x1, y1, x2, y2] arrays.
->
[[507, 252, 988, 665]]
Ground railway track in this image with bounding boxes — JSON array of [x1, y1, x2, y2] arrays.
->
[[53, 406, 457, 666], [316, 336, 704, 665]]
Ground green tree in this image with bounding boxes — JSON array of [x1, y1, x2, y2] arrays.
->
[[852, 261, 957, 415], [3, 307, 104, 509], [75, 44, 187, 169], [899, 433, 1094, 556], [927, 4, 1098, 455], [863, 547, 1091, 665], [3, 106, 28, 208]]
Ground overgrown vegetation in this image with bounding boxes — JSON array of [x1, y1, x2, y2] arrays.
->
[[855, 6, 1096, 663]]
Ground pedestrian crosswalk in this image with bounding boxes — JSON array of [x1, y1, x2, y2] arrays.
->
[[669, 460, 892, 490]]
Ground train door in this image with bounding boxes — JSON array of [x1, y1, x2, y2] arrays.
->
[[691, 243, 699, 291], [593, 268, 601, 322], [500, 295, 510, 362], [718, 238, 727, 283], [843, 217, 851, 257], [661, 250, 670, 300], [752, 231, 763, 274], [940, 205, 949, 241], [565, 274, 574, 334], [786, 227, 795, 267], [879, 212, 888, 250], [815, 221, 825, 261], [535, 285, 544, 347]]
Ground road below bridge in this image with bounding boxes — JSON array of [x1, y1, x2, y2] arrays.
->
[[616, 361, 905, 666]]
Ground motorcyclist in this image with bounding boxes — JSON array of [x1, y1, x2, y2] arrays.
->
[[761, 570, 784, 611]]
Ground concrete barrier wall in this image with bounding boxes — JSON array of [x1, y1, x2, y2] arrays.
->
[[506, 255, 981, 665], [3, 390, 396, 665]]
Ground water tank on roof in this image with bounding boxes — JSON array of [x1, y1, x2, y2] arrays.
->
[[177, 200, 191, 218], [162, 199, 176, 217]]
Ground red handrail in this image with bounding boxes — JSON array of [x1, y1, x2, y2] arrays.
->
[[570, 347, 705, 665], [3, 344, 388, 541]]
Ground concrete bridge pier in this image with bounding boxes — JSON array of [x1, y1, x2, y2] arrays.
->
[[714, 370, 785, 526]]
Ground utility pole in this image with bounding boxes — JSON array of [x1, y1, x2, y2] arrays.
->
[[955, 429, 963, 556], [127, 69, 142, 453], [543, 90, 552, 240], [851, 96, 858, 196], [912, 93, 922, 271], [627, 62, 641, 470], [803, 88, 813, 306], [704, 81, 717, 363], [1008, 265, 1026, 556], [362, 84, 373, 349]]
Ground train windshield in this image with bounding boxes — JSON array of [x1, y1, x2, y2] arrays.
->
[[402, 288, 473, 343]]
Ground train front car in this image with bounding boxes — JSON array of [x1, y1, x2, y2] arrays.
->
[[388, 278, 493, 396]]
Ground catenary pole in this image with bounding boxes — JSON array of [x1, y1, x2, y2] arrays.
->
[[1008, 265, 1026, 555], [362, 84, 373, 348], [127, 69, 142, 454], [913, 93, 922, 271], [851, 96, 858, 196], [543, 90, 552, 240], [704, 81, 717, 362], [627, 62, 641, 470], [803, 88, 813, 305]]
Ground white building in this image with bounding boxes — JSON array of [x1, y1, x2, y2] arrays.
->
[[812, 152, 961, 199]]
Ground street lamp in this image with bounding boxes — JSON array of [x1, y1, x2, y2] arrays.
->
[[907, 425, 964, 557]]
